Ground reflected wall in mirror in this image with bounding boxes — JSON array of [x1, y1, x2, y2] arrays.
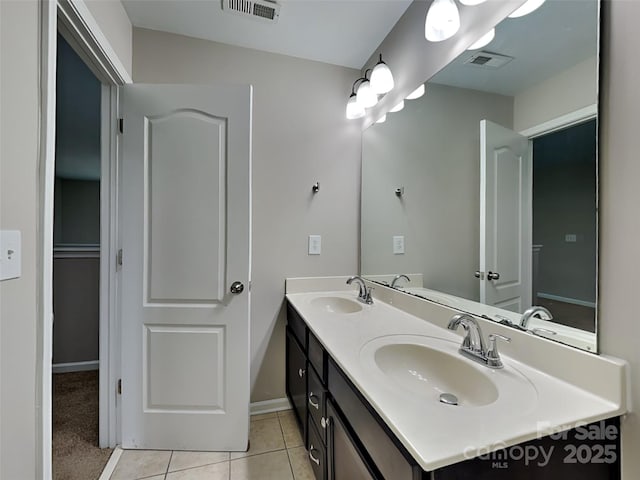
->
[[361, 0, 599, 351]]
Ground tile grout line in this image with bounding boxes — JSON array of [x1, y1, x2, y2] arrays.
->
[[164, 451, 173, 479], [277, 412, 297, 479], [161, 455, 232, 475]]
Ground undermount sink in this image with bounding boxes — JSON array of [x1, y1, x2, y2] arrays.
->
[[310, 296, 363, 314], [374, 342, 499, 406], [360, 335, 538, 409]]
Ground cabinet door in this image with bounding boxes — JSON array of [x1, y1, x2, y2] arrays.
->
[[286, 328, 307, 441], [327, 399, 380, 480]]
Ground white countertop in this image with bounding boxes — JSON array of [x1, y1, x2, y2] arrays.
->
[[285, 283, 626, 471]]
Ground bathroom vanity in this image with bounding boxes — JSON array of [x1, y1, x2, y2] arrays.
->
[[285, 277, 626, 479]]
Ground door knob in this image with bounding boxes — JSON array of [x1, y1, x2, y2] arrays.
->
[[474, 271, 484, 279], [487, 271, 500, 280], [230, 281, 244, 294]]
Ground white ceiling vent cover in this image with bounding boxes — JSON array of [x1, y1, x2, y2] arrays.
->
[[222, 0, 281, 23], [463, 51, 514, 69]]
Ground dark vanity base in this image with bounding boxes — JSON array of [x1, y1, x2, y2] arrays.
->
[[435, 417, 620, 479], [285, 301, 621, 480]]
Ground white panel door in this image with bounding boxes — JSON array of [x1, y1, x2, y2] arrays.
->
[[120, 84, 252, 450], [480, 119, 532, 313]]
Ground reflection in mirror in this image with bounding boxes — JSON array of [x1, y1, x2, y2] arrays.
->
[[361, 0, 599, 351]]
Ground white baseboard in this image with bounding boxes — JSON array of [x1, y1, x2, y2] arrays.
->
[[98, 446, 123, 480], [52, 360, 99, 373], [250, 397, 291, 416], [537, 292, 596, 309]]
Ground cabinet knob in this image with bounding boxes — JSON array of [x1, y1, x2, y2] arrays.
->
[[487, 271, 500, 281], [298, 368, 305, 378], [230, 281, 244, 294], [321, 416, 329, 429]]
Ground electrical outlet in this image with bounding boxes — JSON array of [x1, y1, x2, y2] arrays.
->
[[308, 235, 321, 255], [393, 235, 405, 254], [565, 234, 577, 243]]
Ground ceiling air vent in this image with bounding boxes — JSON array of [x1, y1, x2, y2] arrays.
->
[[463, 51, 514, 69], [222, 0, 281, 23]]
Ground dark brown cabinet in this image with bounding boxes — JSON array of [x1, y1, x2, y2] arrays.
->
[[286, 301, 620, 480]]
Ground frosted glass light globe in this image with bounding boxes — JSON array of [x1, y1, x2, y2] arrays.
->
[[425, 0, 461, 42], [370, 55, 395, 94], [346, 94, 365, 119], [356, 80, 378, 108]]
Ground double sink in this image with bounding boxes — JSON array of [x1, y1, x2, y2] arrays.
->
[[310, 295, 536, 410]]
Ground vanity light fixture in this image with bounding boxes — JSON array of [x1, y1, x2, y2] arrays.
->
[[370, 54, 395, 94], [425, 0, 461, 42], [508, 0, 545, 18], [467, 28, 495, 50], [406, 84, 425, 100], [376, 114, 387, 124], [390, 100, 405, 113]]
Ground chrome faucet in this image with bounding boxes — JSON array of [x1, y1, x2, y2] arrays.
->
[[447, 313, 510, 369], [390, 274, 410, 288], [520, 306, 553, 329], [346, 276, 374, 305]]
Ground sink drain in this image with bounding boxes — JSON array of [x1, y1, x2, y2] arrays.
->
[[439, 393, 458, 406]]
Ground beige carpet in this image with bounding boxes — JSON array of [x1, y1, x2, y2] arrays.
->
[[53, 371, 113, 480]]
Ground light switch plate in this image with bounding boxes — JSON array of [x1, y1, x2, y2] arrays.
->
[[308, 235, 321, 255], [393, 235, 405, 254], [0, 230, 21, 281]]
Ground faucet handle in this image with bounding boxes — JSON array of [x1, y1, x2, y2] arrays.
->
[[486, 334, 511, 368], [364, 287, 374, 305]]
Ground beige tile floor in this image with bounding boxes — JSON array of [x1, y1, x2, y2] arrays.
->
[[108, 410, 315, 480]]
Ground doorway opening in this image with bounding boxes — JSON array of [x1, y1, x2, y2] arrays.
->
[[51, 34, 112, 479], [532, 119, 597, 333]]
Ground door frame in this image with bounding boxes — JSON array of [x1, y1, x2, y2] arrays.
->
[[518, 104, 597, 139], [518, 105, 599, 338], [38, 1, 130, 478]]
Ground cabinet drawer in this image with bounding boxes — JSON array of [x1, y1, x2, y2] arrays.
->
[[308, 417, 327, 480], [308, 331, 326, 382], [308, 363, 327, 445], [287, 302, 307, 350], [328, 359, 418, 480]]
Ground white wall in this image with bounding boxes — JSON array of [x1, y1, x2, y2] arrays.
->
[[132, 28, 362, 402], [361, 83, 513, 301], [514, 56, 598, 132], [0, 1, 40, 478], [84, 0, 132, 78], [599, 1, 640, 478]]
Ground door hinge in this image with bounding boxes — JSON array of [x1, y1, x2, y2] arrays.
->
[[118, 118, 124, 134], [117, 379, 122, 395], [116, 249, 123, 269]]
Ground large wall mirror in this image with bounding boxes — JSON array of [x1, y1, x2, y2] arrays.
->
[[361, 0, 599, 352]]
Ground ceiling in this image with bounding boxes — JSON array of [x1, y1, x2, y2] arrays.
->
[[121, 0, 413, 69], [430, 0, 598, 96]]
